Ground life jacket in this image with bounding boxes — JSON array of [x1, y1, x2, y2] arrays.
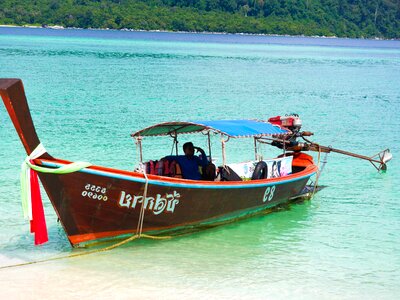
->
[[175, 162, 182, 178], [169, 160, 182, 178], [144, 160, 157, 175], [155, 158, 171, 176], [155, 160, 163, 176], [151, 160, 157, 175], [162, 159, 170, 176], [144, 161, 150, 174]]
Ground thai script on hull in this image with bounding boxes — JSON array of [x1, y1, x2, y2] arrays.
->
[[118, 190, 180, 215]]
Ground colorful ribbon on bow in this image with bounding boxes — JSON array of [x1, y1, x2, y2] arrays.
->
[[20, 143, 91, 245]]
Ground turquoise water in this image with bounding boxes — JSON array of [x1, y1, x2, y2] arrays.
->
[[0, 28, 399, 299]]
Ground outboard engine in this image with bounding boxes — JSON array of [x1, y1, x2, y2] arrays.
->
[[268, 114, 311, 151], [268, 113, 302, 133]]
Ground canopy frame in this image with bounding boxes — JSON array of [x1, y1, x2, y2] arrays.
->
[[169, 131, 179, 155], [131, 120, 290, 169], [134, 136, 143, 164], [131, 120, 289, 139]]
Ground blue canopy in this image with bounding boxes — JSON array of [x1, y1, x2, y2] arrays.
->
[[131, 119, 288, 138]]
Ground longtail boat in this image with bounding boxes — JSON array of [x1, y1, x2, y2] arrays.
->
[[0, 79, 391, 247]]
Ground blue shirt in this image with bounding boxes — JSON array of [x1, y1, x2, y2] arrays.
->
[[165, 154, 208, 180]]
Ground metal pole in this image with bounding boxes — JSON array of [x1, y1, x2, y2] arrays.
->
[[283, 136, 286, 157], [207, 131, 212, 162], [222, 139, 226, 166], [254, 137, 258, 161], [308, 144, 384, 164], [221, 135, 229, 166], [135, 136, 143, 163], [174, 132, 178, 155]]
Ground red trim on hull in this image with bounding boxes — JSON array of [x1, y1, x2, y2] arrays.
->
[[36, 157, 317, 188]]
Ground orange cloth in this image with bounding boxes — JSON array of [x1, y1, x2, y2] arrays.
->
[[292, 152, 314, 167]]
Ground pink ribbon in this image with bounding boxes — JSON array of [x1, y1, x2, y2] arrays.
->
[[29, 168, 48, 245]]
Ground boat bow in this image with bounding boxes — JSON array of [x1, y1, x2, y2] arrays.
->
[[0, 79, 50, 158]]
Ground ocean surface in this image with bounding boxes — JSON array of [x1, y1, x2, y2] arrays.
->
[[0, 27, 399, 299]]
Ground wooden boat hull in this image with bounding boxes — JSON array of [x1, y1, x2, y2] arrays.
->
[[0, 78, 317, 247], [36, 158, 316, 246]]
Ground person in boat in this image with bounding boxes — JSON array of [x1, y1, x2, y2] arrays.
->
[[165, 142, 209, 180]]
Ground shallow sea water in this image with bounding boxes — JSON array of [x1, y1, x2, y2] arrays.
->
[[0, 28, 399, 299]]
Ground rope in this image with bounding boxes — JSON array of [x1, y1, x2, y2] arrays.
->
[[319, 149, 329, 175], [20, 143, 91, 220], [0, 143, 168, 270], [311, 144, 322, 199], [25, 160, 92, 174], [0, 168, 165, 271], [136, 172, 149, 237], [0, 233, 171, 270]]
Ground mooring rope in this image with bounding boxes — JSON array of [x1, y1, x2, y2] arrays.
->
[[136, 171, 149, 237], [0, 233, 171, 270], [0, 144, 168, 270], [1, 171, 166, 271]]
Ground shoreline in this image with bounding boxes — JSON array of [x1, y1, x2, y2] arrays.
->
[[0, 24, 396, 41]]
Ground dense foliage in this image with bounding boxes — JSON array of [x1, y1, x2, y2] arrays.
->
[[0, 0, 399, 38]]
